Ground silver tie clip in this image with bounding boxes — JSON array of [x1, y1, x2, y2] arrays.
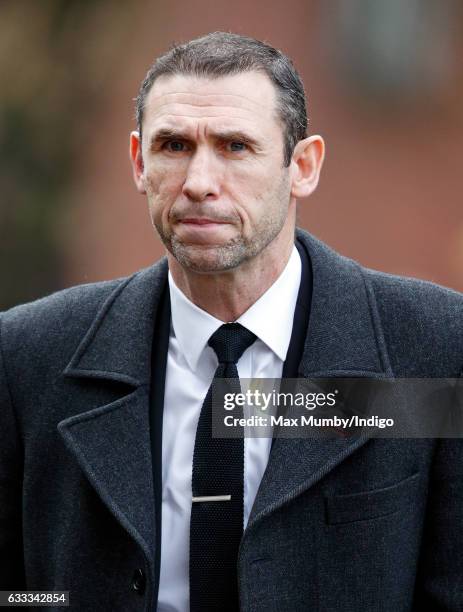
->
[[192, 495, 232, 502]]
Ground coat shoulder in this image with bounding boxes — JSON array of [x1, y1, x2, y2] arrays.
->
[[362, 267, 463, 376], [0, 273, 138, 366], [2, 276, 128, 336], [0, 257, 168, 377]]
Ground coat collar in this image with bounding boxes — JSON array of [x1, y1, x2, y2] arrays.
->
[[63, 258, 169, 386], [296, 227, 392, 377]]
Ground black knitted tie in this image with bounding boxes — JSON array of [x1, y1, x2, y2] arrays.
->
[[189, 323, 257, 611]]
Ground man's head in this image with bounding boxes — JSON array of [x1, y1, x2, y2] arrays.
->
[[130, 32, 324, 277]]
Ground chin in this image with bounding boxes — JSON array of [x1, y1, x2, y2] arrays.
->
[[170, 242, 248, 274]]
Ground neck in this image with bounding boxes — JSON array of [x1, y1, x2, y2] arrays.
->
[[168, 230, 295, 322]]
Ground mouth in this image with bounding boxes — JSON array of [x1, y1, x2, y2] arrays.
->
[[179, 218, 231, 226], [174, 217, 235, 245]]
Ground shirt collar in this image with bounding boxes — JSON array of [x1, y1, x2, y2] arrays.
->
[[168, 245, 301, 371]]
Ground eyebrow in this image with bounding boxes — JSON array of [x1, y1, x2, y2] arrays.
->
[[149, 128, 262, 149]]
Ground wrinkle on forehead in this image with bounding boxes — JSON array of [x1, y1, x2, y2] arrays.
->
[[149, 91, 270, 112], [148, 106, 262, 123]]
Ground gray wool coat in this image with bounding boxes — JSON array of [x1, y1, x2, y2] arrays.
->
[[1, 229, 462, 611]]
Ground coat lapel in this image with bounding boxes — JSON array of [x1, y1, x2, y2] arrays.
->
[[57, 259, 168, 574], [246, 230, 394, 531]]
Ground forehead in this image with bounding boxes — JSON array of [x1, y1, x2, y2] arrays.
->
[[142, 71, 280, 136]]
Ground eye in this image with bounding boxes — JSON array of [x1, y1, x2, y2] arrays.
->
[[228, 141, 247, 152], [163, 140, 187, 152]]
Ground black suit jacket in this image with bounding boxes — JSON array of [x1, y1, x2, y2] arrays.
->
[[1, 229, 463, 611]]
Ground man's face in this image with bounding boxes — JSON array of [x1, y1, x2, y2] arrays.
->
[[131, 70, 295, 273]]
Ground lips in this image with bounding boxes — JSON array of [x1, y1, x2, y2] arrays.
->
[[174, 216, 235, 244], [179, 218, 230, 225]]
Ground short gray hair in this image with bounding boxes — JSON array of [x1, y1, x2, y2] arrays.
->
[[135, 32, 308, 167]]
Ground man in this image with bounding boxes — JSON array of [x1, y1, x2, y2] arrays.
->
[[0, 32, 462, 612]]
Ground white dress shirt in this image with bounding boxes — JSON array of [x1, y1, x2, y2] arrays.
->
[[157, 246, 302, 612]]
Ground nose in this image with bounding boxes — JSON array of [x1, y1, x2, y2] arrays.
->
[[182, 147, 221, 202]]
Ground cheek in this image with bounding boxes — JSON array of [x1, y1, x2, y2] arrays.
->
[[227, 165, 284, 221], [225, 165, 268, 205], [145, 166, 184, 219]]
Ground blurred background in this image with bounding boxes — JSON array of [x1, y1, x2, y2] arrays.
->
[[1, 0, 462, 310]]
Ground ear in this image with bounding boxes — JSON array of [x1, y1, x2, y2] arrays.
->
[[290, 135, 325, 199], [129, 131, 146, 194]]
